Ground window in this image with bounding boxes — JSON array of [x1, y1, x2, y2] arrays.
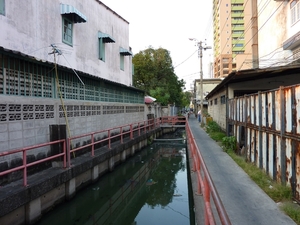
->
[[233, 51, 244, 54], [62, 17, 73, 46], [232, 30, 244, 34], [119, 47, 132, 71], [232, 17, 243, 20], [232, 10, 243, 14], [233, 37, 244, 40], [0, 0, 5, 15], [232, 3, 243, 7], [98, 32, 115, 62], [221, 95, 226, 104], [120, 55, 124, 71], [99, 38, 106, 61], [214, 98, 218, 105], [291, 0, 300, 24], [232, 23, 244, 27], [233, 43, 243, 47]]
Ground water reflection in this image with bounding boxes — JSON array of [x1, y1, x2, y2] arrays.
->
[[37, 137, 193, 225]]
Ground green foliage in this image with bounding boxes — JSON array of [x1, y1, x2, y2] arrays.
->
[[132, 47, 185, 106], [182, 91, 192, 108], [209, 132, 226, 142], [281, 203, 300, 224], [206, 120, 222, 133], [222, 136, 237, 152], [150, 87, 170, 106]]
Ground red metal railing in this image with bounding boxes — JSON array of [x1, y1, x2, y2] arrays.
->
[[0, 116, 231, 224], [186, 122, 231, 225], [0, 116, 185, 186], [0, 139, 66, 186]]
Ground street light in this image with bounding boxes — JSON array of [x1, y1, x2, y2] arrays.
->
[[189, 38, 211, 123]]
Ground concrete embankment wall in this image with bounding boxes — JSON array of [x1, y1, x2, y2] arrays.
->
[[0, 127, 176, 225]]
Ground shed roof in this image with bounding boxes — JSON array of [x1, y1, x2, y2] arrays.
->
[[206, 65, 300, 99]]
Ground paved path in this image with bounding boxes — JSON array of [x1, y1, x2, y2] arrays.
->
[[187, 115, 296, 225]]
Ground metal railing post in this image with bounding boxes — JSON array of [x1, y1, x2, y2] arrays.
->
[[130, 124, 133, 139], [108, 130, 111, 149], [67, 138, 71, 168], [91, 133, 95, 156], [23, 150, 27, 186]]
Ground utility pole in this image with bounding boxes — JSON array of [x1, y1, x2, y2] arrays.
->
[[189, 39, 211, 122]]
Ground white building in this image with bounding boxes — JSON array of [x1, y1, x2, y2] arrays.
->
[[0, 0, 134, 85], [258, 0, 300, 67], [0, 0, 145, 171]]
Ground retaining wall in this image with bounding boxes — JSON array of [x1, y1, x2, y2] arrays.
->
[[0, 127, 166, 225]]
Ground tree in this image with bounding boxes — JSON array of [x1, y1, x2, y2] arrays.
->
[[132, 47, 185, 106], [182, 91, 193, 108]]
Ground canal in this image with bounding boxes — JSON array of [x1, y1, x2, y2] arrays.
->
[[36, 130, 195, 225]]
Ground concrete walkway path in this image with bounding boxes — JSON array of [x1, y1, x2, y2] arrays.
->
[[187, 115, 296, 225]]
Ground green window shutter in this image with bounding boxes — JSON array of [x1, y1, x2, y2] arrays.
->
[[0, 0, 5, 15], [99, 38, 105, 61], [120, 55, 124, 71]]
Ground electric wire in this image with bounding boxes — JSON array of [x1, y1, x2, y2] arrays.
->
[[216, 0, 283, 73], [237, 0, 285, 70]]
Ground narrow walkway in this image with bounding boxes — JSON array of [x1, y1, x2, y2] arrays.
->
[[187, 115, 296, 225]]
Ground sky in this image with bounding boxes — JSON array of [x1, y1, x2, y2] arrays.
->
[[101, 0, 213, 90]]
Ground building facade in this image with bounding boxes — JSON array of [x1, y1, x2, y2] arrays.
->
[[213, 0, 253, 78], [0, 0, 145, 169], [258, 0, 300, 67], [193, 78, 222, 114]]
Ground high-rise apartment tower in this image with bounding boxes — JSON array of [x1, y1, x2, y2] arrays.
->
[[213, 0, 254, 78]]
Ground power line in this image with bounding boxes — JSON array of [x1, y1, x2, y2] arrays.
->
[[174, 50, 197, 68], [235, 0, 283, 70], [49, 44, 85, 86]]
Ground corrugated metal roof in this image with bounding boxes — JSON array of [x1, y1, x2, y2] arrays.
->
[[206, 65, 300, 99], [60, 4, 87, 23], [98, 32, 115, 43]]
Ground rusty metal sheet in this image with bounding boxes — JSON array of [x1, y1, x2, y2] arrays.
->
[[296, 141, 300, 202], [255, 130, 259, 167], [237, 98, 240, 122], [267, 92, 273, 129], [275, 89, 281, 132], [246, 127, 251, 161], [262, 132, 267, 170], [250, 95, 255, 125], [262, 93, 267, 127], [286, 138, 292, 186], [268, 133, 274, 178], [250, 129, 255, 163], [239, 98, 243, 122], [255, 95, 260, 127], [227, 84, 300, 202], [285, 88, 292, 133], [247, 97, 251, 123], [276, 136, 282, 183], [295, 86, 300, 134]]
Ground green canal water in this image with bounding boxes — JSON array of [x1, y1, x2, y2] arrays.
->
[[36, 132, 195, 225]]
